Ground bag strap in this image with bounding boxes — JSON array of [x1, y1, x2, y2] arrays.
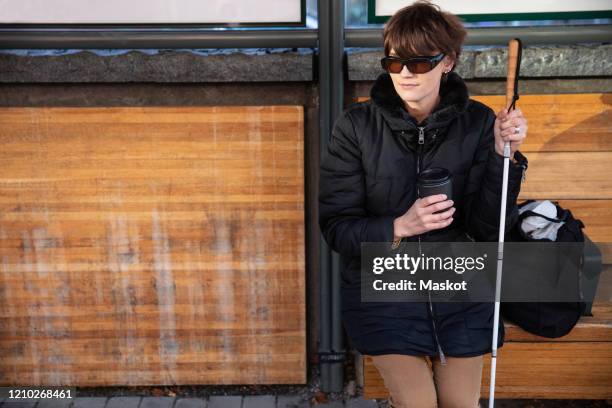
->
[[518, 209, 568, 224]]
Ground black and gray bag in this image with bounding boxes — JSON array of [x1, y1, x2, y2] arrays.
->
[[501, 199, 602, 338]]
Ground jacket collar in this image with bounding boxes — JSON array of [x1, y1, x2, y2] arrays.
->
[[369, 71, 470, 131]]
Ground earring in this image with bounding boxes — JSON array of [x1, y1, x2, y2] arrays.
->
[[442, 70, 450, 83]]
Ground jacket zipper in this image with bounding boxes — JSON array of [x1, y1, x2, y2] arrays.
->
[[416, 125, 447, 365]]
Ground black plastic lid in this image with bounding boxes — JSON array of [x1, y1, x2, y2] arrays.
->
[[417, 167, 450, 184]]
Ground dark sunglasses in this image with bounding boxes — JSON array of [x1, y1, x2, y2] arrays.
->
[[381, 52, 445, 74]]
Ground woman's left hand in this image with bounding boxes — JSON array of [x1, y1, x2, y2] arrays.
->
[[494, 107, 527, 160]]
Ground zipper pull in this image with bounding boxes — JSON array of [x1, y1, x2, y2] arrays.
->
[[418, 127, 425, 144], [438, 344, 447, 365]]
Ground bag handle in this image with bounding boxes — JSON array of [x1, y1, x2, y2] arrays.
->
[[517, 200, 569, 224], [518, 209, 568, 224]]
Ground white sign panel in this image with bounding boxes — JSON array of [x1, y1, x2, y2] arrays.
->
[[0, 0, 303, 24]]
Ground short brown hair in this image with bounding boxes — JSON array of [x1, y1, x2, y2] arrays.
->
[[383, 1, 467, 69]]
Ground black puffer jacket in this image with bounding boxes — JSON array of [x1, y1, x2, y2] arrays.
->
[[318, 71, 528, 358]]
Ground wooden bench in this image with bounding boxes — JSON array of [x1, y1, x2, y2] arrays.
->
[[359, 93, 612, 399], [363, 302, 612, 399]]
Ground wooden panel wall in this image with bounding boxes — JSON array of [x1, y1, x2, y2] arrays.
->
[[0, 106, 306, 386]]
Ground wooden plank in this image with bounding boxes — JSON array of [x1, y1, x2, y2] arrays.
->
[[2, 365, 305, 386], [363, 357, 394, 400], [471, 94, 612, 152], [357, 94, 612, 152], [364, 342, 612, 400], [554, 200, 612, 242], [594, 265, 612, 303], [517, 152, 612, 199], [480, 342, 612, 399], [0, 106, 306, 386]]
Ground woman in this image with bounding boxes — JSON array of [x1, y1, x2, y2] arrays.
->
[[318, 1, 529, 407]]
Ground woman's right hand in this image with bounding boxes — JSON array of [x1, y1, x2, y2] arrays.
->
[[393, 194, 455, 239]]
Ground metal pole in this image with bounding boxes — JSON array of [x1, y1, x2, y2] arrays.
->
[[330, 0, 346, 394], [345, 25, 612, 47], [317, 0, 333, 391], [317, 0, 345, 393], [0, 28, 318, 49], [1, 25, 610, 49]]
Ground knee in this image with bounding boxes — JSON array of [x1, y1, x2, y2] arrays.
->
[[434, 357, 483, 408]]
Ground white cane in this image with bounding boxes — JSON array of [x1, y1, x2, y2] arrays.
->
[[488, 37, 522, 408]]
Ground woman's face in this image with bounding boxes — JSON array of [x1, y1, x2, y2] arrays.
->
[[388, 48, 454, 106]]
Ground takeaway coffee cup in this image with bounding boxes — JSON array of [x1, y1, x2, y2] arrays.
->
[[417, 167, 453, 213]]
